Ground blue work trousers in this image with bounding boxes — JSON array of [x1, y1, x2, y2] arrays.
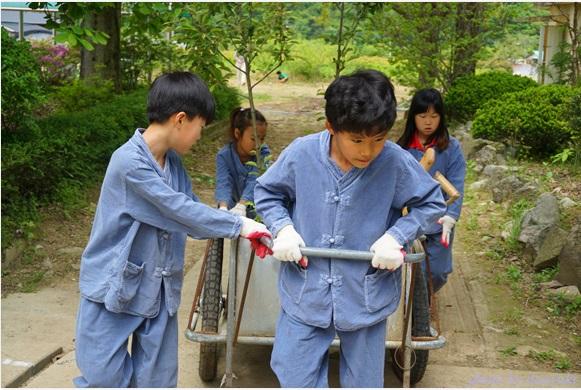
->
[[422, 231, 455, 293], [271, 309, 387, 388], [74, 288, 178, 387]]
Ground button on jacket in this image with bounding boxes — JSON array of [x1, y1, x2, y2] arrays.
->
[[406, 137, 466, 234], [215, 142, 271, 208], [255, 130, 446, 331], [79, 129, 242, 318]]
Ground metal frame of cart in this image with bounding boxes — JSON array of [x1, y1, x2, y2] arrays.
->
[[185, 237, 447, 388]]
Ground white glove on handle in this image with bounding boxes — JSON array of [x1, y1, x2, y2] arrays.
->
[[438, 215, 456, 248], [239, 216, 270, 238], [272, 225, 308, 265], [370, 233, 404, 271], [230, 202, 247, 217]]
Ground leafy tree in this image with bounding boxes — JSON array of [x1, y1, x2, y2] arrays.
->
[[545, 2, 580, 86], [28, 2, 121, 91], [1, 28, 44, 138], [172, 3, 293, 170], [372, 3, 544, 91]]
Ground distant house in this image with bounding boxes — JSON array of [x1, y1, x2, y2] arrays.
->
[[538, 2, 580, 84], [512, 50, 539, 80], [1, 2, 57, 41]]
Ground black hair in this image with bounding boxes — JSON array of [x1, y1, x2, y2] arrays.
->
[[324, 69, 397, 136], [229, 107, 267, 141], [147, 71, 215, 125], [397, 88, 449, 151]]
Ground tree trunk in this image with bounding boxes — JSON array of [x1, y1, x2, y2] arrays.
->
[[80, 3, 121, 92], [451, 2, 485, 84]]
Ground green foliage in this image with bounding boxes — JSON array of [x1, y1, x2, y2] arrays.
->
[[445, 71, 538, 122], [49, 79, 115, 113], [472, 85, 575, 158], [499, 346, 517, 357], [546, 293, 581, 318], [28, 2, 111, 50], [211, 84, 242, 120], [1, 90, 148, 251], [506, 198, 531, 250], [555, 356, 572, 370], [1, 28, 45, 137], [533, 265, 559, 284]]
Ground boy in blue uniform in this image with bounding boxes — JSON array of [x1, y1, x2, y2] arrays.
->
[[254, 70, 446, 387], [398, 88, 466, 293], [74, 72, 271, 388]]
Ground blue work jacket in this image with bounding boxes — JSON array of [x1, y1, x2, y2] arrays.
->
[[79, 129, 242, 318], [215, 142, 271, 208], [405, 137, 466, 234], [255, 130, 446, 331]]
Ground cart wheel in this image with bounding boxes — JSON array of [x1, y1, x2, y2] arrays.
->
[[390, 257, 430, 386], [199, 238, 224, 382]]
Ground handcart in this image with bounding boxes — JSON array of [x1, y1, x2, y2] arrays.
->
[[185, 236, 446, 388], [186, 147, 459, 388]]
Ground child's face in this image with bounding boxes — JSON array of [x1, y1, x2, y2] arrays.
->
[[172, 115, 206, 154], [328, 125, 388, 171], [414, 106, 440, 138], [235, 122, 267, 159]]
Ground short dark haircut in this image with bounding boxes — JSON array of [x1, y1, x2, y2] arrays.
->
[[397, 88, 449, 151], [147, 71, 215, 125], [229, 107, 267, 140], [324, 69, 397, 136]]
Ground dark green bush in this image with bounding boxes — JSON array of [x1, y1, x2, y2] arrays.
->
[[49, 79, 115, 113], [569, 88, 581, 143], [1, 28, 45, 138], [472, 85, 575, 158], [445, 71, 538, 122], [211, 83, 241, 120], [1, 90, 148, 250]]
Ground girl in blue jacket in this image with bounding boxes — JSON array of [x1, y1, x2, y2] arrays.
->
[[398, 88, 466, 293], [215, 107, 271, 217]]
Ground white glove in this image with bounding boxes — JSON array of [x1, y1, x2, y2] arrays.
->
[[229, 202, 247, 217], [370, 233, 404, 271], [438, 215, 456, 248], [272, 225, 307, 265], [219, 205, 228, 211], [239, 216, 270, 239]]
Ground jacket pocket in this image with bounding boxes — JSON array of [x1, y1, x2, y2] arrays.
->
[[281, 262, 307, 305], [364, 269, 400, 313], [116, 260, 145, 303]]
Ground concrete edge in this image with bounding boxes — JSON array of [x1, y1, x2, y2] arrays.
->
[[5, 347, 64, 388]]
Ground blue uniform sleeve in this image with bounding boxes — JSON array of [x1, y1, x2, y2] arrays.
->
[[126, 164, 241, 240], [444, 141, 466, 221], [386, 154, 447, 245], [215, 151, 234, 207], [255, 143, 297, 236]]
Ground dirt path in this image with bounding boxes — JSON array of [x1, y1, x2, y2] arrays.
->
[[2, 80, 579, 387]]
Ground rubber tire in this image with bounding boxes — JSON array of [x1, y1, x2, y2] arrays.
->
[[390, 259, 431, 386], [198, 238, 224, 382]]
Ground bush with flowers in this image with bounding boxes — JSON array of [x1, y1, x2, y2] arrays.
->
[[31, 39, 79, 86]]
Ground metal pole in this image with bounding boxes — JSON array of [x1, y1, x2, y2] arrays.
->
[[223, 239, 239, 388], [19, 10, 24, 41]]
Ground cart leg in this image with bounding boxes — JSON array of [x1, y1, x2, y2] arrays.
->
[[402, 262, 413, 388], [222, 239, 239, 388]]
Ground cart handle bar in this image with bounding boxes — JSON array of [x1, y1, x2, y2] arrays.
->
[[259, 237, 424, 263]]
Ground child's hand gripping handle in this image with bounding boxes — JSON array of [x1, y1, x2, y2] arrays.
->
[[258, 236, 424, 265]]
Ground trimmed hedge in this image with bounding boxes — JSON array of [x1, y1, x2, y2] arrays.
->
[[445, 71, 538, 123], [472, 85, 576, 158]]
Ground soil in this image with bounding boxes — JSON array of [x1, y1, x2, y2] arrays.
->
[[2, 80, 579, 377]]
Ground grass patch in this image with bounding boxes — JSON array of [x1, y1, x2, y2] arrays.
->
[[499, 346, 517, 357]]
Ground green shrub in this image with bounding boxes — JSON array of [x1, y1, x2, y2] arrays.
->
[[1, 28, 45, 138], [211, 83, 241, 120], [445, 71, 538, 122], [49, 79, 116, 113], [472, 85, 575, 158]]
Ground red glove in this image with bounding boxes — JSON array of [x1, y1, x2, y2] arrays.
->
[[245, 231, 274, 259]]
